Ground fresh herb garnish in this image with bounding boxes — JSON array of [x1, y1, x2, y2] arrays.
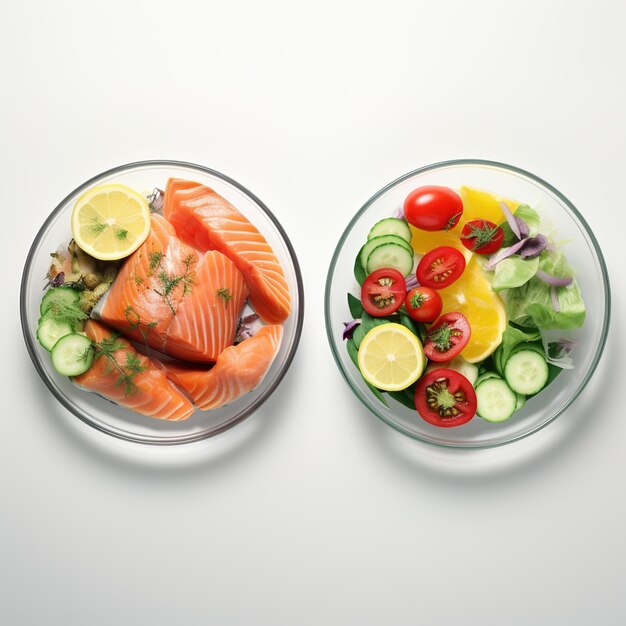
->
[[409, 292, 425, 308], [148, 250, 163, 273], [427, 322, 460, 352], [153, 255, 195, 315], [92, 334, 146, 396], [115, 228, 128, 241], [134, 275, 144, 286], [217, 288, 232, 306], [46, 300, 88, 329], [90, 217, 108, 235], [462, 220, 501, 251]]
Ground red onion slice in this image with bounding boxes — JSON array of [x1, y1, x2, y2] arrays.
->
[[343, 319, 361, 340], [484, 238, 527, 269], [536, 269, 573, 287], [499, 201, 522, 239]]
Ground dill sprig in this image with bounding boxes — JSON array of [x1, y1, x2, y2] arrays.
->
[[45, 299, 88, 329], [92, 334, 146, 396], [217, 288, 232, 307], [153, 255, 195, 315]]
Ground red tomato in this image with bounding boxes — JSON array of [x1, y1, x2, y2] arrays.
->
[[416, 246, 466, 289], [404, 287, 442, 323], [460, 219, 504, 255], [403, 186, 463, 231], [360, 268, 406, 317], [414, 368, 477, 427], [423, 312, 470, 362]]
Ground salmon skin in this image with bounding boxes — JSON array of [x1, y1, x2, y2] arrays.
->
[[165, 325, 283, 410], [97, 214, 247, 363], [163, 179, 290, 324], [73, 320, 194, 421]]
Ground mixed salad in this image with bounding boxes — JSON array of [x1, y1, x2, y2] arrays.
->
[[343, 185, 585, 427]]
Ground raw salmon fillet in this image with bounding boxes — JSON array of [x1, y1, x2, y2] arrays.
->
[[163, 179, 290, 324], [73, 320, 194, 421], [97, 214, 247, 362], [165, 325, 283, 410]]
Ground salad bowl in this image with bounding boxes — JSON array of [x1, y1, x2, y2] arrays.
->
[[325, 159, 610, 448], [21, 160, 304, 445]]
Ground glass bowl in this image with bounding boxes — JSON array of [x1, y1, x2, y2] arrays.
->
[[325, 159, 610, 448], [21, 160, 304, 445]]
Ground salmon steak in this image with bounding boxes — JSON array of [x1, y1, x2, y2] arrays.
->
[[73, 320, 194, 421], [164, 325, 284, 410], [164, 179, 290, 324], [97, 214, 247, 362]]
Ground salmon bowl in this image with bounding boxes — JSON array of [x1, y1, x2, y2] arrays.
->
[[21, 161, 304, 445], [325, 159, 610, 448]]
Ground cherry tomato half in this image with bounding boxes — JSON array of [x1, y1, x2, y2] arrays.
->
[[405, 287, 443, 323], [360, 268, 406, 317], [416, 246, 466, 289], [414, 368, 477, 427], [423, 312, 471, 362], [403, 186, 463, 231], [460, 219, 504, 255]]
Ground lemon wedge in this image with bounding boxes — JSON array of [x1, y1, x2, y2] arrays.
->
[[358, 323, 425, 391], [71, 184, 151, 260]]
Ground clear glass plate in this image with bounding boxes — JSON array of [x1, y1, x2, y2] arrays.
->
[[325, 159, 610, 448], [21, 160, 304, 445]]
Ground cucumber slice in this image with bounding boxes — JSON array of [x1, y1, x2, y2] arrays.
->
[[476, 377, 517, 423], [36, 316, 74, 351], [367, 218, 412, 243], [515, 393, 526, 411], [51, 333, 94, 376], [474, 370, 502, 388], [366, 243, 414, 277], [359, 235, 413, 270], [40, 286, 80, 316], [504, 349, 549, 395]]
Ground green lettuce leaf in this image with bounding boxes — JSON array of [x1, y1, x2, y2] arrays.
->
[[501, 204, 541, 246], [506, 250, 585, 330], [493, 325, 541, 375], [492, 256, 539, 292]]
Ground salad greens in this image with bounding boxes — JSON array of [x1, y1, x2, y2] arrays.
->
[[506, 250, 585, 330]]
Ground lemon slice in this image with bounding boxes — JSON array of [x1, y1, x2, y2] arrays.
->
[[71, 184, 151, 260], [358, 323, 425, 391]]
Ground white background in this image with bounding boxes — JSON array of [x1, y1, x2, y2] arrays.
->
[[1, 1, 625, 624]]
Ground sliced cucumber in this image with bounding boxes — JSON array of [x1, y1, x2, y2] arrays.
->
[[366, 243, 414, 277], [40, 286, 80, 316], [36, 316, 74, 351], [504, 349, 549, 395], [51, 333, 94, 376], [474, 370, 502, 388], [359, 234, 413, 270], [515, 393, 526, 411], [475, 378, 517, 423], [367, 218, 412, 243]]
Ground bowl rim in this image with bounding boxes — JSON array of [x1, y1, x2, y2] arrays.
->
[[20, 159, 305, 445], [324, 158, 611, 449]]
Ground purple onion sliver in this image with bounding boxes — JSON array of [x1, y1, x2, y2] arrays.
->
[[343, 319, 361, 341], [519, 234, 549, 259], [499, 201, 521, 240], [405, 273, 419, 290], [556, 337, 578, 352], [515, 216, 530, 239], [484, 238, 527, 269], [536, 269, 573, 287], [392, 206, 406, 220], [550, 285, 560, 312]]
